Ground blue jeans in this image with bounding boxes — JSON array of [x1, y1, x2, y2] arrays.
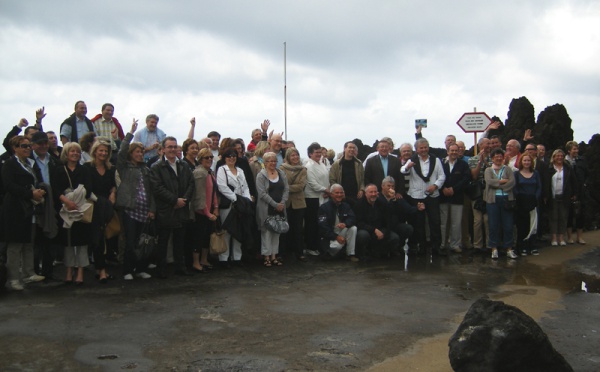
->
[[487, 196, 514, 249]]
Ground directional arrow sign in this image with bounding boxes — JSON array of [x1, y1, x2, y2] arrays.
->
[[456, 112, 492, 133]]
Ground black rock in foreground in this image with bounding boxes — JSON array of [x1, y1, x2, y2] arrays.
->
[[448, 298, 573, 372]]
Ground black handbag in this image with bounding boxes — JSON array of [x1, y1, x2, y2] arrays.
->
[[217, 169, 236, 209], [265, 215, 289, 234], [136, 221, 157, 261], [465, 179, 484, 200]]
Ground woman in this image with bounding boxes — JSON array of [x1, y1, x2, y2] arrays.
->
[[256, 152, 289, 266], [116, 119, 155, 280], [192, 148, 219, 271], [545, 149, 576, 246], [217, 147, 252, 266], [1, 136, 46, 290], [514, 153, 542, 256], [280, 147, 308, 261], [249, 141, 270, 181], [181, 138, 200, 272], [83, 138, 116, 283], [484, 148, 517, 259], [304, 142, 330, 256], [53, 142, 93, 284], [78, 131, 96, 165], [565, 141, 587, 244]]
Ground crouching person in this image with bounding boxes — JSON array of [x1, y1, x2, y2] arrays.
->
[[318, 184, 359, 262], [354, 184, 400, 260]]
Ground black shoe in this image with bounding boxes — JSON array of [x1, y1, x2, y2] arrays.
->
[[175, 268, 193, 276], [192, 267, 206, 274]]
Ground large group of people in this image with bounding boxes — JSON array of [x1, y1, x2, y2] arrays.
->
[[0, 102, 590, 291]]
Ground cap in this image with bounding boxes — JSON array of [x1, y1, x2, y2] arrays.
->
[[31, 131, 49, 144]]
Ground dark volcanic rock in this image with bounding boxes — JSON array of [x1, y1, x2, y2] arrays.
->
[[448, 298, 573, 372], [503, 96, 536, 146], [534, 103, 573, 152]]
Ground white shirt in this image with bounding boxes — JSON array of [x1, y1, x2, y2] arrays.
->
[[401, 155, 445, 199]]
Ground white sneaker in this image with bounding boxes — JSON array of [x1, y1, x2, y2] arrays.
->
[[123, 274, 134, 280], [147, 263, 157, 269], [507, 250, 518, 259], [491, 249, 499, 259], [10, 280, 24, 291], [559, 241, 567, 246], [306, 249, 320, 256], [135, 272, 151, 279], [329, 240, 344, 249], [23, 275, 45, 283]]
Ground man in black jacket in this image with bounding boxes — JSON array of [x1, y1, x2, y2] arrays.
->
[[354, 184, 400, 259], [379, 176, 421, 253], [318, 184, 359, 261], [150, 136, 194, 278], [59, 101, 95, 145]]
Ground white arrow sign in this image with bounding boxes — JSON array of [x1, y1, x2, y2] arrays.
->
[[456, 112, 492, 133]]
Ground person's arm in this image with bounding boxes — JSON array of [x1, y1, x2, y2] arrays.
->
[[35, 107, 46, 131], [3, 120, 25, 152], [187, 117, 196, 139]]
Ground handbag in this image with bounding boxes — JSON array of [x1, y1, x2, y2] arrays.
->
[[217, 169, 236, 209], [465, 179, 484, 200], [105, 213, 121, 239], [210, 222, 228, 255], [64, 166, 94, 223], [136, 221, 157, 261], [265, 215, 290, 234]]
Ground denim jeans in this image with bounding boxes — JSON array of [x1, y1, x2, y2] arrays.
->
[[487, 196, 514, 248]]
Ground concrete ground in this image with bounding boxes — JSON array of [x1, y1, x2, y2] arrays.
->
[[1, 231, 599, 371]]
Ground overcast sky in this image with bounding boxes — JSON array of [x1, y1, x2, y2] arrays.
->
[[1, 0, 598, 155]]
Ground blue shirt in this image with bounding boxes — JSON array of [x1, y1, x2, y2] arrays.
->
[[33, 152, 50, 183]]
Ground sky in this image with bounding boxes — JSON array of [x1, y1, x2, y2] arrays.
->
[[1, 0, 599, 156]]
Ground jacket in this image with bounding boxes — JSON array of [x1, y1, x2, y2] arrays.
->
[[329, 156, 365, 196], [280, 163, 307, 209], [544, 162, 577, 203], [318, 199, 356, 241], [483, 165, 515, 204], [353, 196, 391, 239], [364, 154, 404, 194], [255, 168, 289, 229], [440, 158, 471, 204], [60, 113, 94, 143], [150, 156, 194, 228], [115, 134, 156, 213]]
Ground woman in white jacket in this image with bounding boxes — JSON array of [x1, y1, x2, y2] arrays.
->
[[303, 142, 330, 256]]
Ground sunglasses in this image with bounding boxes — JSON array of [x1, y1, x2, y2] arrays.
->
[[202, 156, 214, 160], [19, 144, 32, 149]]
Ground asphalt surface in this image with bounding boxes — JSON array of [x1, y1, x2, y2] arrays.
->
[[1, 236, 599, 371]]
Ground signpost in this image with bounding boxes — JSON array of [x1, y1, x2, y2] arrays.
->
[[456, 110, 492, 155]]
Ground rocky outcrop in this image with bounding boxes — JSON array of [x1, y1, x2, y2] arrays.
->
[[503, 96, 536, 147], [448, 298, 573, 372], [534, 103, 573, 152]]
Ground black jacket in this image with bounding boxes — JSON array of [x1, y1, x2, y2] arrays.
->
[[318, 199, 356, 241], [59, 113, 94, 143], [353, 196, 391, 239], [364, 154, 404, 194], [440, 159, 470, 204], [377, 194, 416, 226], [150, 157, 194, 228], [545, 163, 577, 203]]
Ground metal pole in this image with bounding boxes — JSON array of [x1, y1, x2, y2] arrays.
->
[[284, 42, 287, 141]]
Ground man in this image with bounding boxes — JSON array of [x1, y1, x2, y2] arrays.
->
[[247, 119, 271, 153], [59, 101, 95, 145], [398, 143, 413, 196], [134, 114, 166, 163], [90, 103, 125, 152], [504, 139, 521, 170], [329, 141, 364, 206], [379, 176, 420, 250], [30, 131, 59, 279], [150, 137, 194, 278], [456, 141, 470, 162], [354, 184, 400, 259], [46, 131, 62, 161], [467, 137, 492, 252], [440, 144, 471, 254], [415, 125, 456, 159], [401, 138, 446, 255], [364, 138, 403, 194], [269, 133, 285, 167], [318, 184, 359, 261], [207, 130, 221, 171], [362, 137, 397, 166], [537, 144, 548, 164], [489, 135, 502, 151]]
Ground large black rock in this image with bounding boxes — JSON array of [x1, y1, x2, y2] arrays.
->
[[503, 96, 536, 146], [534, 103, 573, 152], [448, 298, 573, 372]]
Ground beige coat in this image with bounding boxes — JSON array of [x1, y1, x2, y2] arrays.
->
[[281, 163, 307, 209]]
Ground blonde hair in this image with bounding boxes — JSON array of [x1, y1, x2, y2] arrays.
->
[[60, 142, 82, 163], [90, 138, 113, 169], [254, 141, 270, 158]]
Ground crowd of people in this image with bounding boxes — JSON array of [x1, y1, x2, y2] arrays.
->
[[0, 101, 590, 291]]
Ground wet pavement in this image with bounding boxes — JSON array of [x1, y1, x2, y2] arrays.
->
[[1, 233, 599, 371]]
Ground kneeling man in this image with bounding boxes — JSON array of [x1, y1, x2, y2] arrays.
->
[[318, 184, 359, 261]]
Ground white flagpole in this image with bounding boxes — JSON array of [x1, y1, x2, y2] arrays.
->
[[284, 42, 287, 141]]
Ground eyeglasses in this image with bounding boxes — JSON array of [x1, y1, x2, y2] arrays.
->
[[19, 144, 31, 149], [202, 156, 214, 160]]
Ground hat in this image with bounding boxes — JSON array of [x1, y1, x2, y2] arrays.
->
[[31, 131, 49, 144]]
